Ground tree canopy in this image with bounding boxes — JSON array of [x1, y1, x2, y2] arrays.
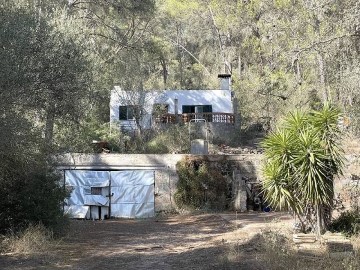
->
[[3, 0, 358, 144]]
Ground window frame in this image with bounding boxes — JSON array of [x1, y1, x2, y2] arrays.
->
[[182, 105, 213, 113], [119, 105, 137, 120]]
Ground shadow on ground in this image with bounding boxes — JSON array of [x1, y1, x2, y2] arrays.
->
[[1, 212, 357, 270]]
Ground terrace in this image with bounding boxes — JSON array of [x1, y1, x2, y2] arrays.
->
[[154, 112, 235, 124]]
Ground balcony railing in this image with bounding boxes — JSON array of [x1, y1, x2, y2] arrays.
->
[[154, 113, 234, 124]]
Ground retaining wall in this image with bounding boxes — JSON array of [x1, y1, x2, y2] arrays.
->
[[56, 153, 359, 212], [57, 154, 262, 212]]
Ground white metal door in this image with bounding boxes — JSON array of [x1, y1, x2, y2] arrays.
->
[[64, 170, 110, 219], [110, 170, 155, 218]]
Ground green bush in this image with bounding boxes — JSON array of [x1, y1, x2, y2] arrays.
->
[[145, 125, 190, 154], [174, 156, 228, 210], [0, 153, 67, 235], [329, 210, 360, 236]]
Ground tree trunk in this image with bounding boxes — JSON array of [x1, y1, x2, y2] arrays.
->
[[238, 52, 242, 79], [316, 204, 324, 238], [160, 58, 167, 89], [317, 52, 329, 102], [45, 107, 55, 146]]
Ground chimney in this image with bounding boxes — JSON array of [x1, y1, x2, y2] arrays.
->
[[174, 98, 179, 123], [218, 74, 231, 90]]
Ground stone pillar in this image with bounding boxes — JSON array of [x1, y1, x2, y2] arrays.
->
[[233, 170, 247, 212]]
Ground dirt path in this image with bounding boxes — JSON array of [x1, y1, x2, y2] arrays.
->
[[0, 212, 293, 270]]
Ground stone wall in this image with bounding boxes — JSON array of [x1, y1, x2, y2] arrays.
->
[[57, 153, 263, 212], [57, 152, 359, 213], [334, 154, 360, 210]]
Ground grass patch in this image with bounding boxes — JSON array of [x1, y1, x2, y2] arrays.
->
[[222, 229, 360, 270], [1, 224, 56, 255]]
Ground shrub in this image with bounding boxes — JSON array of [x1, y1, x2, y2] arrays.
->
[[145, 125, 190, 154], [174, 156, 228, 210], [329, 210, 360, 236], [0, 153, 67, 235]]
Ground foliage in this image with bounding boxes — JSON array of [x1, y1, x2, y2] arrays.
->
[[329, 210, 360, 236], [73, 123, 191, 154], [6, 0, 360, 147], [0, 2, 92, 147], [145, 125, 190, 154], [174, 157, 228, 210], [54, 118, 128, 153], [261, 103, 344, 233], [0, 3, 76, 234], [6, 0, 358, 149], [0, 151, 67, 235]]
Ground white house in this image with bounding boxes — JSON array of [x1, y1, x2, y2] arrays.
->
[[109, 75, 235, 131]]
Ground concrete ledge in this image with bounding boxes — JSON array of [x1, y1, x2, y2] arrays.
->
[[55, 153, 264, 171]]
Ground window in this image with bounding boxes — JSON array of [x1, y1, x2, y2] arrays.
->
[[182, 105, 212, 113], [182, 105, 213, 122], [83, 187, 102, 195], [119, 105, 136, 120], [91, 187, 102, 195]]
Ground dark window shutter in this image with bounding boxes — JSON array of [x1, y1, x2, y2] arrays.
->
[[119, 106, 127, 120], [182, 105, 192, 113], [203, 105, 212, 113], [127, 106, 135, 119]]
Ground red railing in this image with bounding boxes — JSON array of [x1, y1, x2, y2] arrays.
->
[[154, 113, 234, 124], [154, 114, 176, 124]]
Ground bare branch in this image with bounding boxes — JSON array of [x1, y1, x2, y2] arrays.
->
[[164, 37, 211, 76], [293, 33, 360, 57]]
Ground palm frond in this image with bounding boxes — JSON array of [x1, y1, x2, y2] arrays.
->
[[260, 103, 345, 217]]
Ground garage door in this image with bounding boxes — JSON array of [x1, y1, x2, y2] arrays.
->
[[64, 170, 110, 219], [110, 171, 155, 218], [64, 170, 155, 219]]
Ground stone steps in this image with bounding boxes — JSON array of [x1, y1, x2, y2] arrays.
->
[[293, 232, 354, 256]]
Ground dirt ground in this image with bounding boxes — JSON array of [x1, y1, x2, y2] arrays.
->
[[0, 212, 293, 270]]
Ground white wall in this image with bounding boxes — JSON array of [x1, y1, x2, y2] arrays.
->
[[160, 90, 233, 114], [109, 87, 233, 125]]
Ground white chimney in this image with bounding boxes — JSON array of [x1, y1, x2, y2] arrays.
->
[[218, 74, 231, 90]]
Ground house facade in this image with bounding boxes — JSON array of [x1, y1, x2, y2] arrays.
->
[[109, 75, 236, 133]]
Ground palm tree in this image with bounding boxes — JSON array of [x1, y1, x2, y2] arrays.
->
[[261, 103, 344, 236]]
